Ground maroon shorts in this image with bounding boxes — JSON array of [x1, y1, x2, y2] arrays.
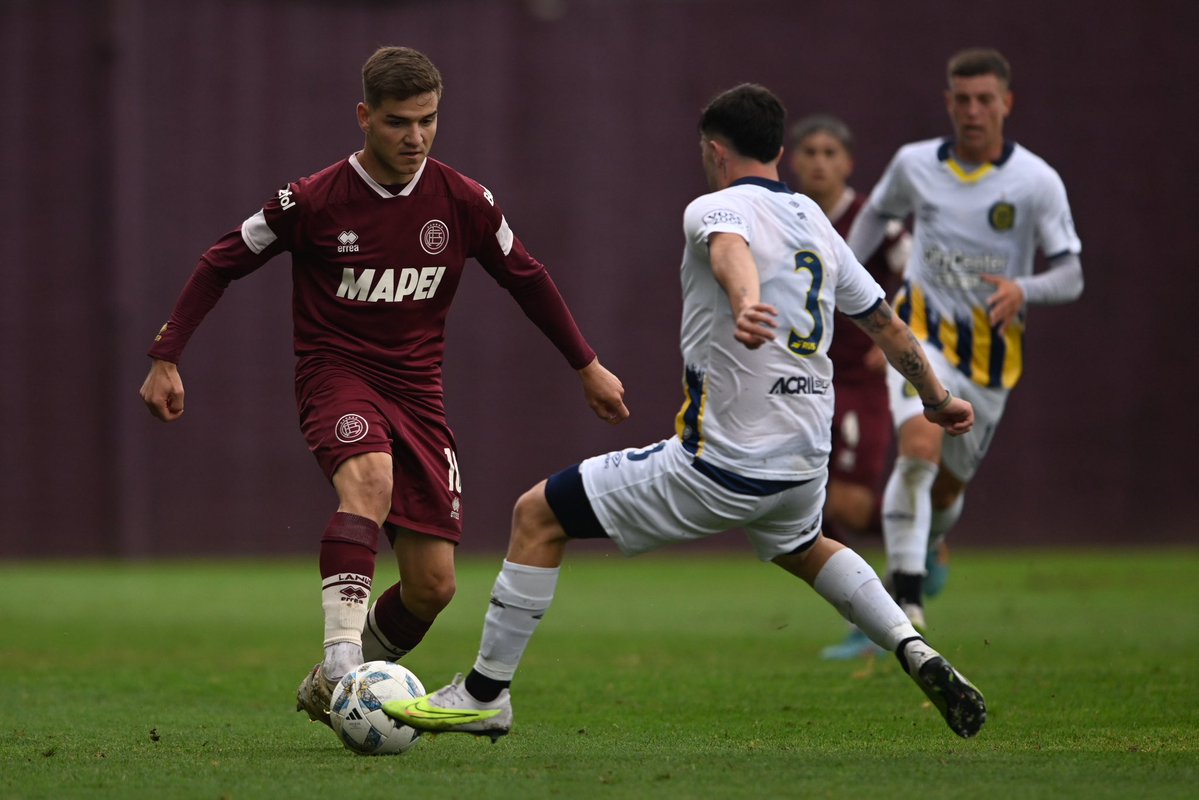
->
[[829, 379, 893, 490], [297, 370, 463, 542]]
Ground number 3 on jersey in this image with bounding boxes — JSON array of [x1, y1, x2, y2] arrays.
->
[[443, 447, 462, 492], [788, 250, 825, 357]]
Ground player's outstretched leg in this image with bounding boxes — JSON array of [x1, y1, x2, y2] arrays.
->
[[896, 636, 986, 738], [383, 673, 512, 743], [296, 663, 338, 728]]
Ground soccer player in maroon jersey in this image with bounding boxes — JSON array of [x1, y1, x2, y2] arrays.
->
[[139, 46, 629, 728], [788, 115, 908, 542]]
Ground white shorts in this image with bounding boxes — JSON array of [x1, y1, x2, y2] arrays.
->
[[551, 436, 826, 562], [886, 345, 1009, 482]]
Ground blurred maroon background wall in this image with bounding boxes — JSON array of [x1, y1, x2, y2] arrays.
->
[[2, 0, 1196, 557]]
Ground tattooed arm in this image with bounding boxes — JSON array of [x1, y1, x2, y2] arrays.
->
[[853, 301, 975, 436]]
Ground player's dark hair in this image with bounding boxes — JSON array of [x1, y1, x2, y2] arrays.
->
[[947, 47, 1012, 88], [699, 83, 786, 164], [362, 46, 444, 107], [788, 113, 854, 154]]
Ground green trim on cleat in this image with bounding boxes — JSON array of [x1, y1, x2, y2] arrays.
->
[[385, 696, 503, 729], [383, 674, 513, 741]]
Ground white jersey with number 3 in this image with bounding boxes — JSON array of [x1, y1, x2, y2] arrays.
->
[[675, 177, 885, 481]]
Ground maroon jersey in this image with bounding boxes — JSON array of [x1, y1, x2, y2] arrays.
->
[[149, 154, 594, 395], [827, 188, 907, 385]]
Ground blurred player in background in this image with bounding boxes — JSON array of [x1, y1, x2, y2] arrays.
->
[[788, 114, 908, 547], [385, 83, 987, 742], [847, 47, 1083, 631], [788, 114, 930, 660], [139, 45, 628, 729]]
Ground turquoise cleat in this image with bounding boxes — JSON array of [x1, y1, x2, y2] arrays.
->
[[820, 627, 885, 661], [925, 543, 951, 598]]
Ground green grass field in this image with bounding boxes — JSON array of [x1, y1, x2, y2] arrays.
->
[[3, 548, 1197, 799]]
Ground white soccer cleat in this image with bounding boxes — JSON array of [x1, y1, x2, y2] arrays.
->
[[899, 601, 927, 633], [382, 674, 512, 743]]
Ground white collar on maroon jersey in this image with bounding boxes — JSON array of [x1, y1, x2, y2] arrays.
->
[[825, 186, 856, 227], [348, 152, 428, 198]]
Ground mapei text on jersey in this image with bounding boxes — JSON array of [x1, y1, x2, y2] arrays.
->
[[336, 266, 448, 303]]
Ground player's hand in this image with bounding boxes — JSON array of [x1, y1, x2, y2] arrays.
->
[[578, 358, 629, 425], [140, 359, 186, 422], [734, 302, 778, 349], [981, 274, 1024, 332], [923, 394, 974, 437]]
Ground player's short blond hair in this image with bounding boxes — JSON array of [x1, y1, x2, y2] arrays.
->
[[362, 46, 443, 107]]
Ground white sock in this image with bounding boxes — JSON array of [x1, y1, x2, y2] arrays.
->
[[361, 603, 407, 663], [321, 571, 371, 645], [323, 641, 364, 681], [473, 560, 560, 681], [813, 548, 920, 651], [883, 456, 938, 575], [898, 636, 941, 676], [929, 493, 964, 550]]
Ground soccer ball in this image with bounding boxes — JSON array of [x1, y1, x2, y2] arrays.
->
[[329, 661, 426, 755]]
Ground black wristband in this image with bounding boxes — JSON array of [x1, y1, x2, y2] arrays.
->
[[923, 390, 953, 412]]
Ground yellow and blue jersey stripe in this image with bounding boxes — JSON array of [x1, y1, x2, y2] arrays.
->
[[675, 365, 707, 456], [895, 280, 1024, 390]]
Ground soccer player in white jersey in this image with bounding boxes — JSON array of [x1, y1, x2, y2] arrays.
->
[[846, 48, 1084, 629], [383, 84, 988, 741]]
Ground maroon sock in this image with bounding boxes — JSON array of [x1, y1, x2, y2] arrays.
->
[[319, 512, 380, 616], [370, 582, 434, 654]]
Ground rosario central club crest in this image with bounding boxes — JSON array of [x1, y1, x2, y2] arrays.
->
[[988, 201, 1016, 231], [420, 219, 449, 255]]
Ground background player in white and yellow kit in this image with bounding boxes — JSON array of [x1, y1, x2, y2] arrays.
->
[[847, 48, 1084, 628], [386, 84, 987, 741]]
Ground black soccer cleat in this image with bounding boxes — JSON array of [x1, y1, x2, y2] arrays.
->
[[898, 637, 987, 738]]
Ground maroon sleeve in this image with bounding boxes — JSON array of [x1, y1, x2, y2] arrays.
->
[[147, 258, 230, 363], [505, 267, 596, 370], [147, 226, 281, 363], [465, 189, 595, 370]]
